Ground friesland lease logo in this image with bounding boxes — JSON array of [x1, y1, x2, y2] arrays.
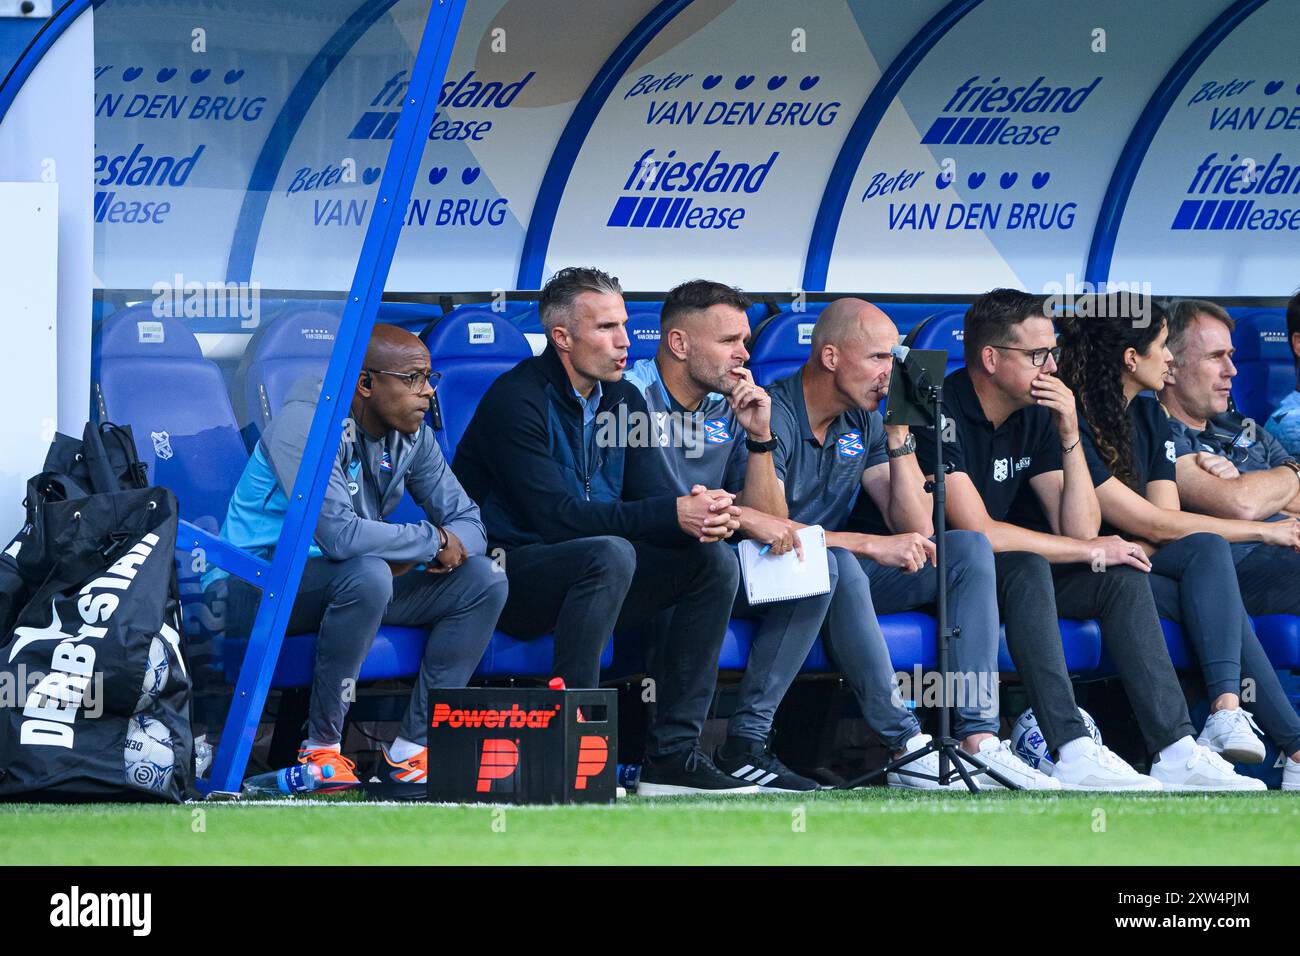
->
[[349, 69, 534, 142], [607, 147, 779, 231], [704, 419, 731, 444], [93, 143, 205, 224], [1171, 151, 1300, 231], [837, 431, 864, 459], [920, 75, 1102, 147]]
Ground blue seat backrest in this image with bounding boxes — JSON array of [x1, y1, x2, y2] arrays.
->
[[625, 303, 663, 361], [424, 309, 533, 457], [377, 301, 441, 333], [241, 304, 343, 432], [1230, 309, 1293, 424], [908, 309, 968, 378], [473, 302, 543, 333], [747, 306, 827, 386], [884, 303, 969, 340], [96, 306, 248, 530]]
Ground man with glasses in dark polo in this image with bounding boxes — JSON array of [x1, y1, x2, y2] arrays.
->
[[914, 289, 1215, 790], [214, 324, 508, 791]]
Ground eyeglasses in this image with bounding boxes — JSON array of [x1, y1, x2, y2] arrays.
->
[[991, 344, 1061, 368], [366, 368, 442, 394]]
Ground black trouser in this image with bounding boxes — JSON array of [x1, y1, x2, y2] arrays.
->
[[995, 552, 1194, 757], [1149, 533, 1300, 757], [496, 536, 739, 759]]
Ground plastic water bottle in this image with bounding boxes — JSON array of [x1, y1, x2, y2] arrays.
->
[[617, 763, 641, 790], [549, 676, 586, 722], [241, 763, 335, 797]]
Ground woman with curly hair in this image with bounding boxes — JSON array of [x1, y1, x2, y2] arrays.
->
[[1058, 302, 1300, 791]]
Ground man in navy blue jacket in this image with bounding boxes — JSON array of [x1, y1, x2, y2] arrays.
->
[[455, 267, 753, 795]]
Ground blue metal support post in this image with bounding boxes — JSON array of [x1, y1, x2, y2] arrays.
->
[[202, 0, 468, 796]]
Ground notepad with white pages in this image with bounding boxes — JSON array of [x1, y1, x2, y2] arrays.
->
[[737, 525, 831, 605]]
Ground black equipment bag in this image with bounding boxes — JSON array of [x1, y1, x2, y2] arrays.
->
[[0, 421, 149, 637], [0, 424, 192, 802]]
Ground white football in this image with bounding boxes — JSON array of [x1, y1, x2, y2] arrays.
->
[[135, 636, 170, 713], [1011, 707, 1103, 772], [124, 715, 175, 792]]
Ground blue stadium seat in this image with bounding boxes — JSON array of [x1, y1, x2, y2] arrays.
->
[[486, 302, 544, 333], [747, 306, 826, 385], [1093, 619, 1193, 677], [884, 303, 969, 340], [625, 302, 663, 361], [906, 309, 968, 377], [720, 613, 1101, 675], [238, 304, 342, 432], [377, 300, 442, 332], [1253, 615, 1300, 669], [998, 620, 1103, 674], [423, 308, 532, 458], [222, 627, 611, 686], [95, 306, 248, 529], [1230, 308, 1291, 424]]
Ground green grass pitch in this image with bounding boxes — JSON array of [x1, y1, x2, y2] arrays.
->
[[3, 790, 1297, 865]]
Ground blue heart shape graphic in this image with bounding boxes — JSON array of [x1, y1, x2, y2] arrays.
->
[[967, 172, 985, 189], [224, 69, 245, 85], [122, 67, 143, 82], [1000, 171, 1018, 189], [362, 167, 381, 185], [735, 75, 755, 90], [1031, 171, 1050, 189], [428, 167, 447, 185], [799, 75, 820, 91], [702, 74, 722, 90], [156, 68, 177, 83], [1265, 80, 1284, 95], [935, 172, 951, 190], [462, 166, 481, 185], [190, 69, 210, 83], [767, 75, 787, 91]]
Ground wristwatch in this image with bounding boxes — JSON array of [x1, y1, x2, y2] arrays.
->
[[887, 433, 917, 458], [746, 435, 779, 454], [435, 525, 449, 557]]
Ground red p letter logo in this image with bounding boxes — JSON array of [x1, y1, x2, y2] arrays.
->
[[574, 735, 609, 790], [476, 739, 519, 792]]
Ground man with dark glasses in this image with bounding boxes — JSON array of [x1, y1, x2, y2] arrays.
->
[[213, 324, 507, 791]]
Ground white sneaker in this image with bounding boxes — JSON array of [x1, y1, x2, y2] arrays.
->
[[1150, 743, 1267, 791], [1052, 739, 1162, 791], [968, 738, 1061, 790], [1284, 757, 1299, 792], [1197, 708, 1267, 764], [887, 734, 976, 791]]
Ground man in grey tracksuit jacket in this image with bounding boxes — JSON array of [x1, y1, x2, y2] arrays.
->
[[219, 326, 506, 776]]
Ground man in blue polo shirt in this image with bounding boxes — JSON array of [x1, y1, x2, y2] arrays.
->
[[626, 279, 823, 791], [1161, 298, 1300, 791], [766, 298, 1054, 789], [1162, 299, 1300, 610]]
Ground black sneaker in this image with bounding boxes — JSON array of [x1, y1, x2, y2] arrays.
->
[[715, 738, 823, 793], [636, 747, 761, 796]]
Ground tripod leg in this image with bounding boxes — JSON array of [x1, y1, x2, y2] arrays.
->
[[840, 740, 942, 789]]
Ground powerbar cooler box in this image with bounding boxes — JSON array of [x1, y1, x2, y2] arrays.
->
[[426, 688, 617, 804]]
